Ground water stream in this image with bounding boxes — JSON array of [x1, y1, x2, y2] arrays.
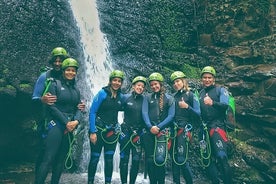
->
[[68, 0, 150, 183]]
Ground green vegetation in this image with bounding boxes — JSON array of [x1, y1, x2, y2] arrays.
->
[[19, 83, 31, 90], [182, 64, 201, 79]]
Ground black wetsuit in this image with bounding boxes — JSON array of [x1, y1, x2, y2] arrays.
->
[[142, 92, 175, 184], [88, 86, 123, 184], [199, 85, 232, 184], [119, 92, 145, 184], [172, 90, 200, 184], [34, 78, 81, 184]]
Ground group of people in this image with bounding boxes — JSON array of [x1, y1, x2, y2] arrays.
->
[[32, 47, 233, 184]]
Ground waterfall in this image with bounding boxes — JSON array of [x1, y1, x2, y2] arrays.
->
[[67, 1, 150, 183], [69, 0, 123, 180]]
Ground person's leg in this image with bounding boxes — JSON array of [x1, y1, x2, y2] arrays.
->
[[206, 161, 220, 184], [88, 134, 103, 184], [119, 144, 130, 184], [217, 151, 232, 184], [129, 146, 141, 184], [104, 141, 117, 183], [172, 162, 180, 184], [51, 132, 71, 184], [143, 132, 157, 184], [35, 126, 63, 184], [181, 162, 193, 184], [155, 165, 165, 184]]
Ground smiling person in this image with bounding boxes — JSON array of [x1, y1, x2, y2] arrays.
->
[[32, 47, 68, 105], [119, 76, 147, 184], [34, 58, 83, 184], [199, 66, 232, 184], [170, 71, 201, 184], [142, 72, 175, 184], [88, 70, 125, 184]]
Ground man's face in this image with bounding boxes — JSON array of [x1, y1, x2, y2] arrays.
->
[[201, 73, 215, 87], [52, 56, 63, 71]]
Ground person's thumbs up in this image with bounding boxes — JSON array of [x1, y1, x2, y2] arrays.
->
[[179, 97, 188, 109], [204, 93, 213, 105]]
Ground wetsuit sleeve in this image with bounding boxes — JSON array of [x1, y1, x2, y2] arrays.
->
[[46, 82, 69, 125], [142, 96, 152, 129], [188, 93, 201, 116], [213, 87, 229, 112], [74, 90, 83, 122], [89, 89, 107, 133], [157, 95, 175, 130], [32, 73, 47, 103]]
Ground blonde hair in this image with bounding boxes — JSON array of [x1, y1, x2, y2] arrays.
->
[[181, 78, 190, 92]]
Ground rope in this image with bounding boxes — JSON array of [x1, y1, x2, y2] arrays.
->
[[172, 124, 192, 166], [120, 130, 143, 153], [199, 123, 212, 167], [153, 130, 170, 167], [64, 131, 76, 170], [96, 125, 120, 144]]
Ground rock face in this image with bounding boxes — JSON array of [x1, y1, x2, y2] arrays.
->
[[0, 0, 83, 164], [0, 0, 275, 183]]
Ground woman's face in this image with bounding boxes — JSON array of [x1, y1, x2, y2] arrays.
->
[[63, 66, 77, 80], [110, 77, 123, 91], [172, 78, 184, 91], [133, 81, 145, 94], [150, 80, 161, 93], [201, 73, 215, 87]]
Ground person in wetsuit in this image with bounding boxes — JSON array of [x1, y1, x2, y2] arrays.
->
[[142, 72, 175, 184], [88, 70, 125, 184], [119, 76, 147, 184], [34, 58, 82, 184], [32, 47, 68, 105], [170, 71, 201, 184], [199, 66, 232, 184]]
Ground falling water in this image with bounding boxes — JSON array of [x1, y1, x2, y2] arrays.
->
[[67, 0, 150, 183]]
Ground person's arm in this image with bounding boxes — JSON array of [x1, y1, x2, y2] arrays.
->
[[213, 87, 229, 112], [32, 73, 47, 103], [188, 92, 201, 116], [89, 89, 106, 133], [142, 96, 152, 130], [46, 81, 68, 125], [157, 94, 175, 129]]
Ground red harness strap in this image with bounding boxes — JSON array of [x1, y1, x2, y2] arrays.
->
[[209, 127, 228, 142]]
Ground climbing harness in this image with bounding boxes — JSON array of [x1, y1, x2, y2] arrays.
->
[[172, 124, 192, 166], [120, 129, 144, 153], [96, 124, 120, 144], [153, 128, 170, 166], [199, 123, 212, 168]]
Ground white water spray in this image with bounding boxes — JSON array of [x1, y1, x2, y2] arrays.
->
[[67, 1, 150, 183], [69, 0, 114, 173], [69, 0, 124, 181]]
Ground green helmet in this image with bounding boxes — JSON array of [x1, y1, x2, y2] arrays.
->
[[51, 47, 68, 57], [201, 66, 216, 77], [132, 76, 147, 84], [170, 71, 186, 82], [62, 58, 79, 70], [148, 72, 164, 82], [109, 70, 125, 80]]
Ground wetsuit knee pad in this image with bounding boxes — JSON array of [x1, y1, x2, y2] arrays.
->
[[90, 152, 100, 164]]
